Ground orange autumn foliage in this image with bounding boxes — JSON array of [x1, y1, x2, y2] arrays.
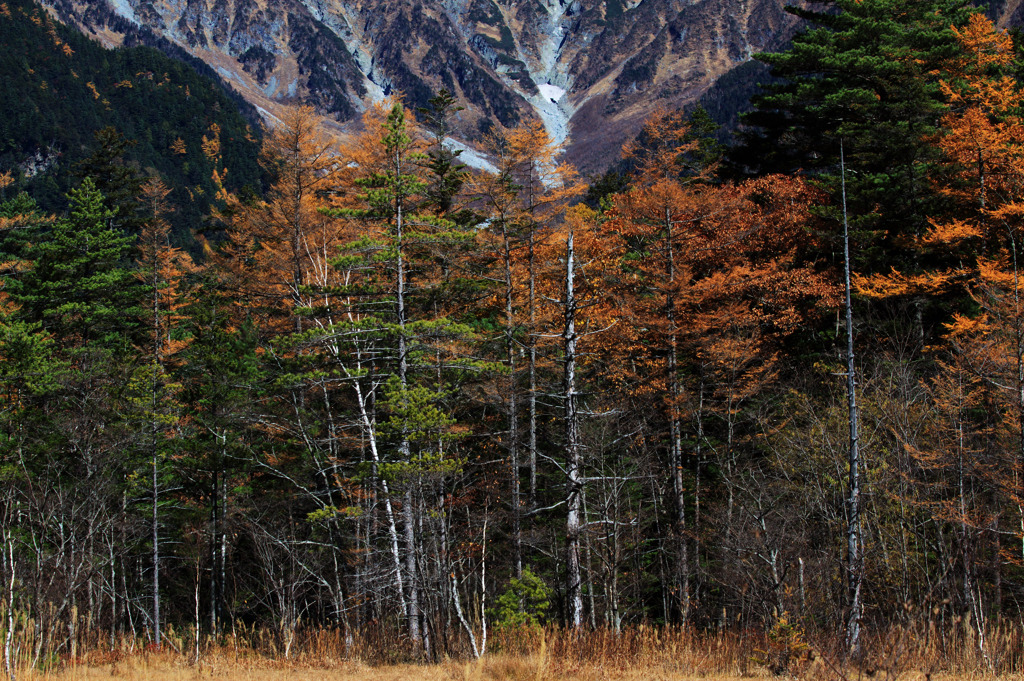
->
[[471, 118, 587, 410], [136, 179, 196, 362], [603, 171, 837, 404], [857, 15, 1024, 303], [216, 106, 345, 334]]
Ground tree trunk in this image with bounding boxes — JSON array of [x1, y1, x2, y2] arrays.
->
[[529, 225, 539, 509], [841, 141, 864, 657], [664, 205, 690, 624], [503, 228, 522, 580], [4, 531, 15, 681], [564, 226, 584, 629]]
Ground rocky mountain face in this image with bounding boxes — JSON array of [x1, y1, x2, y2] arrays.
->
[[41, 0, 801, 172]]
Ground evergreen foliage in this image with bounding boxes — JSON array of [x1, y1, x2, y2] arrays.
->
[[734, 0, 981, 343], [0, 0, 262, 251], [13, 177, 143, 347], [491, 569, 552, 629]]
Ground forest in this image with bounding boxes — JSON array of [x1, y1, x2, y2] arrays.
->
[[0, 0, 263, 252], [3, 0, 1024, 675]]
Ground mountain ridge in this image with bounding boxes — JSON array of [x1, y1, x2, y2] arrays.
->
[[39, 0, 805, 173], [0, 0, 263, 250]]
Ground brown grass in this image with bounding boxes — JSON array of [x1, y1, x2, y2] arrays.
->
[[14, 653, 1024, 681], [8, 621, 1024, 681], [17, 654, 749, 681]]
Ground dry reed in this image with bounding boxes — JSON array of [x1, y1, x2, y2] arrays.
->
[[4, 619, 1024, 680]]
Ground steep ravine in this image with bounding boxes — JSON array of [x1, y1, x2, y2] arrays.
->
[[505, 0, 574, 145], [43, 0, 806, 172]]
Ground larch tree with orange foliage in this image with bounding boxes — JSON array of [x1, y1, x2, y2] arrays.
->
[[930, 18, 1024, 581], [912, 317, 999, 661], [218, 105, 342, 333], [606, 110, 837, 626], [531, 202, 622, 629], [134, 178, 196, 648], [860, 15, 1024, 594], [604, 109, 724, 624], [474, 119, 585, 579], [210, 105, 353, 642]]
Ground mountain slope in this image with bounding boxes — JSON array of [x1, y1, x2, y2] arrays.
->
[[0, 0, 263, 249], [40, 0, 802, 173]]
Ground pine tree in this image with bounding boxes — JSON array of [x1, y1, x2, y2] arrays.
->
[[15, 177, 144, 349], [736, 0, 977, 288]]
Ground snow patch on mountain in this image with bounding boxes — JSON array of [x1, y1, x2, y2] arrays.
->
[[519, 0, 577, 146], [538, 83, 565, 101], [527, 88, 571, 145]]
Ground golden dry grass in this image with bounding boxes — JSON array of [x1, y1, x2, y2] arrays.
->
[[9, 621, 1024, 681], [15, 656, 1024, 681], [20, 657, 749, 681], [12, 648, 1024, 681]]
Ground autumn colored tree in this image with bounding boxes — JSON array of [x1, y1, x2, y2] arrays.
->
[[920, 21, 1024, 567], [133, 178, 196, 647], [218, 106, 342, 332], [858, 16, 1024, 601], [935, 15, 1024, 212], [603, 111, 723, 623], [472, 120, 585, 586], [606, 108, 837, 624], [165, 107, 338, 638], [910, 323, 998, 660], [530, 203, 621, 628]]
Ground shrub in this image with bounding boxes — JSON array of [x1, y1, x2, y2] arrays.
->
[[490, 568, 551, 629]]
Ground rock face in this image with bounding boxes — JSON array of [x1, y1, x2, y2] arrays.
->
[[41, 0, 801, 172]]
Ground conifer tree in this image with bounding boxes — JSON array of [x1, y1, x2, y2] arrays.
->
[[133, 178, 194, 647], [15, 177, 143, 349], [324, 101, 479, 654], [75, 127, 147, 234], [737, 0, 976, 292]]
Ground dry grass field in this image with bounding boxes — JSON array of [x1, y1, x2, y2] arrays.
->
[[12, 655, 1018, 681], [8, 623, 1024, 681]]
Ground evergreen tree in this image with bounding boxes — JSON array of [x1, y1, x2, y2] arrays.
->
[[418, 89, 479, 229], [323, 100, 482, 654], [14, 177, 144, 348], [75, 128, 147, 235], [734, 0, 977, 281], [176, 292, 262, 634]]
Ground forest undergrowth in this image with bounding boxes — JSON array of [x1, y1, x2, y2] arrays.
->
[[5, 622, 1024, 680]]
